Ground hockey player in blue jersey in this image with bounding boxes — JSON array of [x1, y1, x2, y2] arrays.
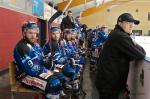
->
[[75, 16, 87, 48], [63, 29, 84, 75], [43, 27, 77, 97], [63, 29, 80, 59], [90, 26, 108, 71], [43, 27, 69, 68], [94, 26, 108, 47], [13, 21, 62, 99]]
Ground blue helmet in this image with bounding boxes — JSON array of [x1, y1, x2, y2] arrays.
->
[[63, 65, 76, 78], [22, 21, 39, 32], [46, 76, 62, 94]]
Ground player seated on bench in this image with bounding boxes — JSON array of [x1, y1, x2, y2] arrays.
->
[[13, 21, 63, 99]]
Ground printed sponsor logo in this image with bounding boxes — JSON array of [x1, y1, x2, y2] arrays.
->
[[22, 76, 47, 90]]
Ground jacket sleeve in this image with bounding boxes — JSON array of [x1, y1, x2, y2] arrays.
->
[[71, 19, 75, 29], [60, 18, 65, 31], [115, 34, 146, 61]]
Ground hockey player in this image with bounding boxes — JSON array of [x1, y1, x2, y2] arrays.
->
[[13, 21, 62, 99], [75, 16, 86, 48], [43, 27, 68, 68], [94, 26, 108, 47], [43, 27, 76, 97]]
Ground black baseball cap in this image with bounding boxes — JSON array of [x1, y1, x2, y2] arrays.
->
[[117, 13, 140, 25]]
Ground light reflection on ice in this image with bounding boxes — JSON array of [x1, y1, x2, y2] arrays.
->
[[132, 36, 150, 62]]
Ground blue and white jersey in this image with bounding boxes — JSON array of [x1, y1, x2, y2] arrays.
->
[[14, 39, 47, 76], [75, 23, 82, 31], [43, 40, 69, 65], [94, 31, 108, 47], [75, 23, 85, 40]]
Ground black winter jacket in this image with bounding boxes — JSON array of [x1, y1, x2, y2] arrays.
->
[[95, 25, 146, 93], [60, 16, 75, 31]]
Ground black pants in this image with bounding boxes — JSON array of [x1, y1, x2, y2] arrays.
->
[[98, 90, 120, 99], [99, 92, 130, 99], [99, 93, 119, 99]]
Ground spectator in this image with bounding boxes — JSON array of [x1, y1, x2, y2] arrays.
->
[[95, 13, 146, 99]]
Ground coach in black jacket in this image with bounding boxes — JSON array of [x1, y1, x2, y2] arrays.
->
[[60, 10, 75, 31], [95, 13, 146, 99]]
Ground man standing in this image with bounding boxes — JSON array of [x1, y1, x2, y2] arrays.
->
[[60, 10, 75, 31], [75, 16, 87, 47], [95, 13, 146, 99]]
